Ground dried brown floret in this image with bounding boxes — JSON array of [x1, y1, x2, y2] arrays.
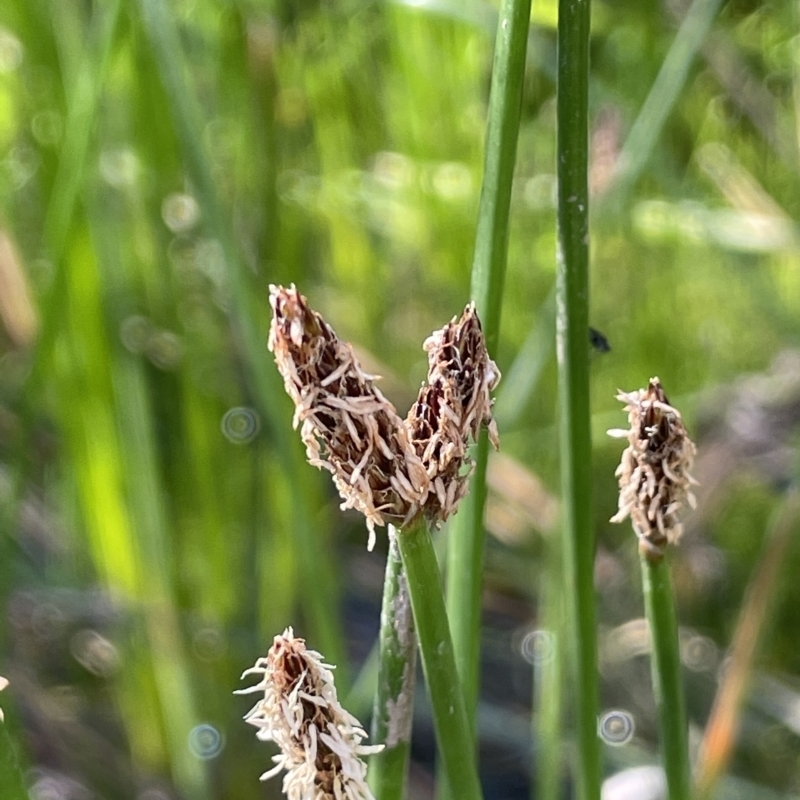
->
[[608, 378, 697, 562], [269, 286, 429, 549], [406, 303, 500, 525], [236, 628, 383, 799]]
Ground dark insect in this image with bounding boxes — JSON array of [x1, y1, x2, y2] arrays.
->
[[589, 327, 611, 353]]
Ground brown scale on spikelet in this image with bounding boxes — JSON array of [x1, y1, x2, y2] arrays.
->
[[268, 285, 501, 545], [405, 303, 500, 525], [608, 378, 697, 562]]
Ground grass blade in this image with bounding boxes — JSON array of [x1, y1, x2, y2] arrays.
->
[[134, 0, 346, 669], [555, 0, 600, 798], [20, 0, 121, 449], [0, 715, 28, 800], [607, 0, 725, 203], [533, 545, 565, 800], [446, 0, 531, 736]]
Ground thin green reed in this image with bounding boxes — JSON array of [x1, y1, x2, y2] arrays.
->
[[641, 555, 690, 800], [397, 520, 484, 800], [446, 0, 531, 736], [534, 538, 565, 800], [3, 2, 121, 615], [555, 2, 600, 800], [607, 0, 725, 204]]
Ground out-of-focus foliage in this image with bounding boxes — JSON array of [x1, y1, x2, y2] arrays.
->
[[1, 0, 800, 798]]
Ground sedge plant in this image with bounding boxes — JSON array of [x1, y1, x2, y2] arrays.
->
[[261, 285, 501, 800], [609, 379, 698, 800]]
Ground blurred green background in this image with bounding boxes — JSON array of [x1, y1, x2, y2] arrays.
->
[[1, 0, 800, 798]]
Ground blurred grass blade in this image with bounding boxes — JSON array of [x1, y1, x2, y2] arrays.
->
[[112, 353, 212, 800], [446, 0, 531, 739], [45, 0, 121, 257], [607, 0, 725, 202], [494, 284, 556, 430], [695, 489, 800, 799], [534, 542, 564, 800], [135, 0, 346, 669], [0, 716, 28, 800], [369, 528, 416, 800], [555, 0, 600, 798], [55, 219, 211, 795], [25, 0, 122, 404]]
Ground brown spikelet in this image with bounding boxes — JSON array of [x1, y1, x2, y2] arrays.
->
[[268, 286, 428, 548], [608, 378, 698, 562], [406, 303, 501, 525], [268, 285, 501, 546], [236, 628, 383, 798]]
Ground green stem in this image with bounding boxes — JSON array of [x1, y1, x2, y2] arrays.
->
[[555, 1, 600, 800], [534, 544, 564, 800], [641, 554, 690, 800], [0, 718, 28, 800], [397, 521, 484, 800], [446, 0, 531, 738], [469, 0, 531, 346], [369, 528, 416, 800]]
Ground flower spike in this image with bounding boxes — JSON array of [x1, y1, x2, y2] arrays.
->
[[236, 628, 383, 799], [269, 285, 429, 549], [609, 378, 697, 561], [406, 303, 500, 526], [268, 285, 500, 546]]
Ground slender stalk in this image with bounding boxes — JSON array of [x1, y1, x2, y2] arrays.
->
[[0, 720, 28, 800], [534, 543, 564, 800], [555, 1, 599, 800], [641, 554, 690, 800], [397, 521, 484, 800], [446, 0, 531, 736], [369, 527, 417, 800]]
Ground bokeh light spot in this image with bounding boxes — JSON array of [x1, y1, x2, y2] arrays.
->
[[221, 407, 260, 444], [598, 709, 635, 746], [520, 629, 556, 665], [188, 724, 223, 760]]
